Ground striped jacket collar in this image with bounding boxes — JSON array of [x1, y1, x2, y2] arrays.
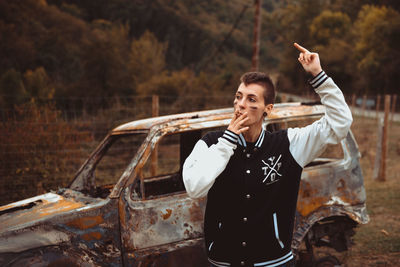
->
[[238, 128, 265, 148]]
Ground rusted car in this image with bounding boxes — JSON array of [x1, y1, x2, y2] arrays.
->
[[0, 103, 368, 266]]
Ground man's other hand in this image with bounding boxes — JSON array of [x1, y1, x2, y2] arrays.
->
[[228, 112, 249, 135], [294, 43, 323, 77]]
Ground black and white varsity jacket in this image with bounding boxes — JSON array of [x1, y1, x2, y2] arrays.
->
[[182, 71, 353, 267]]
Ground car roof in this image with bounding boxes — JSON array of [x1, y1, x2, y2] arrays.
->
[[111, 102, 325, 134]]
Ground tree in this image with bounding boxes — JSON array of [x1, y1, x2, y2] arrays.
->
[[79, 23, 132, 100], [0, 69, 29, 109], [129, 31, 168, 87], [354, 5, 400, 94], [308, 11, 354, 92], [310, 10, 351, 45], [24, 67, 54, 100], [272, 0, 325, 93]]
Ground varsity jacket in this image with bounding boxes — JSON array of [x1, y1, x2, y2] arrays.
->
[[182, 71, 353, 267]]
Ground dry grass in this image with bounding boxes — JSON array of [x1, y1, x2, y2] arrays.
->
[[342, 116, 400, 266]]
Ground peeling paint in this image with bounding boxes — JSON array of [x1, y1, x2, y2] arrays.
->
[[0, 194, 86, 231], [82, 231, 102, 241], [161, 209, 172, 220], [0, 229, 70, 253], [325, 196, 350, 206], [67, 216, 104, 230], [0, 193, 61, 212]]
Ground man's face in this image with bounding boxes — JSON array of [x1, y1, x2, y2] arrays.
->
[[233, 83, 273, 127]]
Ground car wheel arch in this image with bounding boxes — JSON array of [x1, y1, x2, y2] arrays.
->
[[292, 207, 364, 252]]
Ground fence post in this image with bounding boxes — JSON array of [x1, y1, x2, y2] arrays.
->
[[351, 94, 356, 110], [390, 94, 397, 126], [376, 94, 381, 120], [373, 117, 383, 180], [361, 95, 367, 117], [377, 95, 391, 181], [151, 95, 159, 176], [281, 94, 287, 103]]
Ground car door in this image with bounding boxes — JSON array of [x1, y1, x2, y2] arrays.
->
[[120, 129, 209, 266]]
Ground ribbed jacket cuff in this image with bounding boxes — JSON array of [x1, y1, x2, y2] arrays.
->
[[221, 130, 239, 145], [309, 70, 329, 89]]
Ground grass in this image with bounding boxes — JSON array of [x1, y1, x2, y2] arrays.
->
[[342, 116, 400, 266]]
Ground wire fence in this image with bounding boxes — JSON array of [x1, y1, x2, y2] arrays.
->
[[0, 94, 234, 204], [0, 93, 398, 205]]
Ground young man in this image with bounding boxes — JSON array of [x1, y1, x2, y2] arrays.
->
[[182, 43, 353, 267]]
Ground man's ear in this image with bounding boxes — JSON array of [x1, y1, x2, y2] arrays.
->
[[263, 104, 273, 117], [264, 104, 273, 116]]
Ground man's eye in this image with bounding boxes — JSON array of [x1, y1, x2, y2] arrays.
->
[[250, 98, 256, 102], [235, 95, 241, 99]]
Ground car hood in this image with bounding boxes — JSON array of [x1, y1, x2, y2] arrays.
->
[[0, 192, 91, 233]]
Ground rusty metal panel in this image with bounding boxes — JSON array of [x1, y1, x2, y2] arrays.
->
[[111, 104, 325, 134], [0, 193, 85, 231], [0, 189, 121, 266], [122, 192, 206, 251], [292, 132, 369, 251], [298, 133, 367, 222]]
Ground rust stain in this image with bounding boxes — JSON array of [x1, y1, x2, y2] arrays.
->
[[81, 231, 102, 241], [189, 201, 203, 222], [67, 215, 104, 230], [184, 229, 190, 236], [297, 196, 329, 217], [161, 209, 172, 220], [119, 199, 127, 229], [38, 201, 83, 217], [0, 203, 19, 211]]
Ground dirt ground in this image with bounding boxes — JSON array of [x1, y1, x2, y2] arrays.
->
[[322, 116, 400, 266]]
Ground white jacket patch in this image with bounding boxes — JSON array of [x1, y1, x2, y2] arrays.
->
[[262, 154, 282, 185]]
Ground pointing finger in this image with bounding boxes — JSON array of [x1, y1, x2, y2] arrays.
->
[[294, 42, 309, 53]]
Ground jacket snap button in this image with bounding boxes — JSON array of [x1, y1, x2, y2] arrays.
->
[[242, 241, 247, 247], [243, 217, 248, 222], [240, 261, 245, 266], [246, 153, 250, 158], [246, 194, 251, 199], [246, 170, 250, 174]]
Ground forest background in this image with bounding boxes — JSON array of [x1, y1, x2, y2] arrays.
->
[[1, 0, 400, 204]]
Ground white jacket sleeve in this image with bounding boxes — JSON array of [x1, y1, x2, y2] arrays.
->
[[183, 131, 238, 198], [288, 71, 353, 168]]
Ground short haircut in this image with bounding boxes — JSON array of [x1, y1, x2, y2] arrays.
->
[[240, 72, 275, 104]]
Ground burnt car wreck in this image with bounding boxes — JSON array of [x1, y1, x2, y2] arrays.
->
[[0, 103, 369, 266]]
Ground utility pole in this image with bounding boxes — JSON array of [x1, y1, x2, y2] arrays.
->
[[252, 0, 262, 71]]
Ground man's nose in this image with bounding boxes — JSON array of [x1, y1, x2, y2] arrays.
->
[[238, 98, 246, 108]]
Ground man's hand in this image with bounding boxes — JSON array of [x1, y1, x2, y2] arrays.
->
[[228, 112, 249, 135], [294, 43, 322, 77]]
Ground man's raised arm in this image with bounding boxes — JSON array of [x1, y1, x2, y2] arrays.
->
[[287, 43, 353, 168]]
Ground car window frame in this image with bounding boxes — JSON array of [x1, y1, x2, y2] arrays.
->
[[127, 111, 351, 202]]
